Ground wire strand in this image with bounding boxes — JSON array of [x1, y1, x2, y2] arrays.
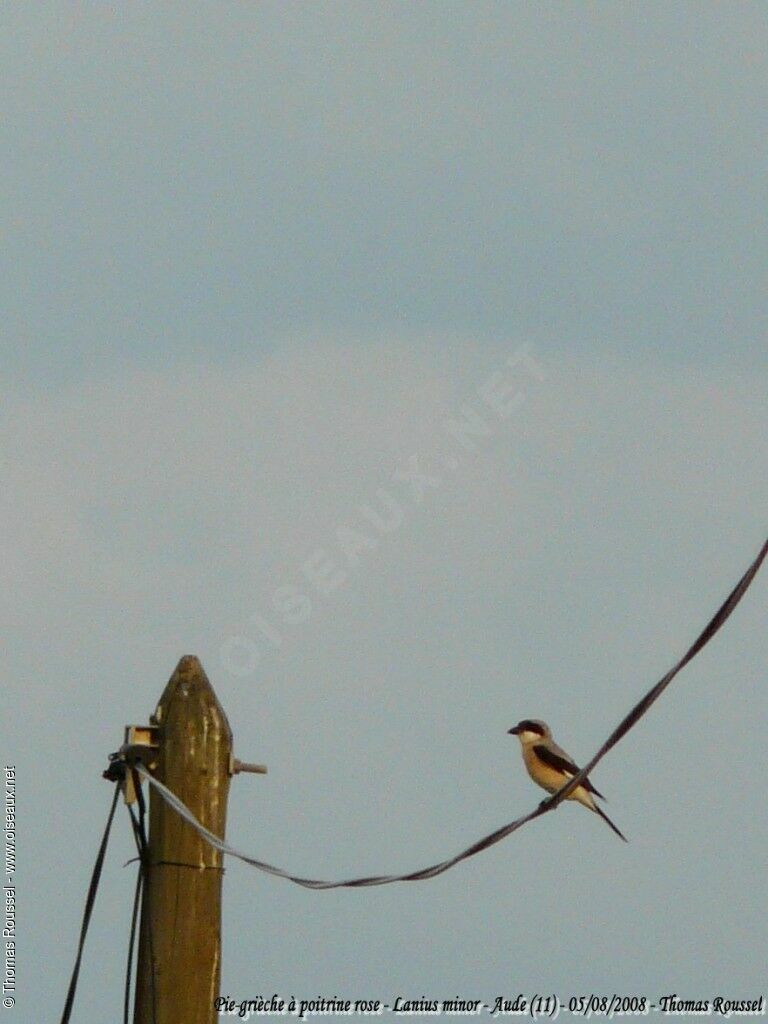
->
[[59, 784, 121, 1024], [128, 770, 157, 1024], [124, 838, 143, 1024], [135, 535, 767, 889]]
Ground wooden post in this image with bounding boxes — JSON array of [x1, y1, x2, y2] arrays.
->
[[133, 656, 232, 1024]]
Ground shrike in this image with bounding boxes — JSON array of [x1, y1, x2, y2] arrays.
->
[[508, 719, 627, 841]]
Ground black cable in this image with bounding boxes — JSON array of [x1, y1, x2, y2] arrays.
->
[[123, 848, 143, 1024], [126, 768, 157, 1024], [124, 798, 147, 1024], [548, 533, 768, 808], [59, 783, 121, 1024], [138, 535, 768, 889]]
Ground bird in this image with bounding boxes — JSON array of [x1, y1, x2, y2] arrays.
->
[[508, 719, 627, 841]]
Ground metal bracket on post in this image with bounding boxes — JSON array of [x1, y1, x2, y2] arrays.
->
[[103, 724, 160, 805], [229, 753, 268, 776]]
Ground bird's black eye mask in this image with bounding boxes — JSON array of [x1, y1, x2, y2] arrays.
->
[[509, 720, 547, 736]]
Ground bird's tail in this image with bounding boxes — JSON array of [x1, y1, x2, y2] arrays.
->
[[593, 803, 628, 842]]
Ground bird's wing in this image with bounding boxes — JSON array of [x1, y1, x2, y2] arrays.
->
[[533, 744, 605, 799]]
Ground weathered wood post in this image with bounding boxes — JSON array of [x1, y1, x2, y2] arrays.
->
[[133, 655, 232, 1024]]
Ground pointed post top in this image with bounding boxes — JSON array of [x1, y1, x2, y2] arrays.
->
[[153, 655, 231, 740]]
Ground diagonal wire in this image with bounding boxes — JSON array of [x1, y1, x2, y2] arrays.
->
[[59, 784, 121, 1024], [136, 535, 767, 889], [123, 834, 143, 1024], [547, 534, 768, 809], [127, 769, 157, 1024]]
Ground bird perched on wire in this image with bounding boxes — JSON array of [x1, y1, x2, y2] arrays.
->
[[508, 719, 627, 841]]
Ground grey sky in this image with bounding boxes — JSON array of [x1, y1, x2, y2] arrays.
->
[[3, 3, 767, 383], [2, 5, 767, 1022]]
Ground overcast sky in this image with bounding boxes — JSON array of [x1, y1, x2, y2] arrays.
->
[[2, 5, 767, 1022]]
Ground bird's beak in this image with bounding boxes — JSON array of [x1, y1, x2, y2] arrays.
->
[[508, 725, 520, 735]]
